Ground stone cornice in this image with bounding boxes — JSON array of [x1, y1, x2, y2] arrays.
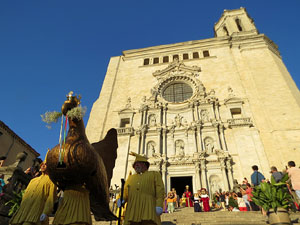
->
[[122, 37, 229, 60], [230, 34, 280, 57], [121, 33, 280, 61]]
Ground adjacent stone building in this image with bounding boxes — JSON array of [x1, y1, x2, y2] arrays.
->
[[86, 8, 300, 195], [0, 120, 40, 171]]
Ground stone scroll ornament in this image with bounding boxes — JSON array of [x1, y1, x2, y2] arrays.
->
[[41, 92, 118, 221]]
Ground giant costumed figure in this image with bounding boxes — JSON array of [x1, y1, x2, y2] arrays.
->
[[184, 185, 193, 207], [119, 152, 164, 225], [10, 159, 57, 225], [45, 92, 118, 223]]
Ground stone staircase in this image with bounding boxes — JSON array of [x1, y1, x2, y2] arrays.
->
[[49, 207, 300, 225]]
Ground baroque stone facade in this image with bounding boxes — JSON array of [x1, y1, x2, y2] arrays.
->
[[86, 8, 300, 195]]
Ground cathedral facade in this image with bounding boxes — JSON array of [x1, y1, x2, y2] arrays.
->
[[86, 8, 300, 195]]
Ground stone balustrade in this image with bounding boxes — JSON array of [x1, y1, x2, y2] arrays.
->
[[227, 117, 252, 128], [116, 127, 134, 136]]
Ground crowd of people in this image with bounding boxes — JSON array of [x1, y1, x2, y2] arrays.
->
[[159, 161, 300, 214], [163, 186, 211, 213], [1, 153, 300, 225]]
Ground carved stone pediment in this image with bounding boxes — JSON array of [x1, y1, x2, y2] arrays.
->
[[153, 59, 201, 80], [224, 96, 244, 105], [119, 97, 135, 113], [169, 155, 193, 165]]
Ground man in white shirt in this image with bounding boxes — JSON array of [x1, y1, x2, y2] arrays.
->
[[287, 161, 300, 199]]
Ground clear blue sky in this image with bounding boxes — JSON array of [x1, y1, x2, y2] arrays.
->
[[1, 1, 299, 160]]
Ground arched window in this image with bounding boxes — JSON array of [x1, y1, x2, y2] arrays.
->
[[235, 18, 243, 31], [162, 82, 193, 103], [223, 26, 229, 36]]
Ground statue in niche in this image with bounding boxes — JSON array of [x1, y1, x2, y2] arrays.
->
[[147, 141, 156, 156], [149, 115, 156, 127], [140, 96, 147, 108], [174, 114, 183, 127], [209, 89, 215, 96], [210, 176, 222, 194], [183, 119, 189, 128], [125, 97, 132, 108], [204, 138, 214, 154], [141, 96, 147, 103], [201, 109, 210, 123], [228, 86, 235, 98], [175, 140, 185, 156]]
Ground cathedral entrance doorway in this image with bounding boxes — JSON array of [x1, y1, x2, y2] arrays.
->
[[170, 176, 193, 198]]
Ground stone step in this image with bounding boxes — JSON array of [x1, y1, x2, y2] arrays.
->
[[49, 208, 300, 225]]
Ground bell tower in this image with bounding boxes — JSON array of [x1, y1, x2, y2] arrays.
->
[[214, 7, 258, 37]]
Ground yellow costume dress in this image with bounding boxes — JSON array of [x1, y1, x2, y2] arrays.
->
[[52, 185, 92, 225], [123, 171, 164, 225], [10, 174, 57, 225]]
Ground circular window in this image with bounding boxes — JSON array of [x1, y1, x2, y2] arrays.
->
[[162, 82, 193, 103]]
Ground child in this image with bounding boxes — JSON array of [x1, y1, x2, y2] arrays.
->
[[225, 192, 229, 211], [237, 192, 247, 211], [193, 193, 201, 212], [180, 193, 186, 207], [200, 188, 210, 212], [167, 191, 176, 213]]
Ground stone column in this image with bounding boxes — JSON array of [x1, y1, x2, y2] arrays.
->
[[200, 158, 207, 190], [190, 102, 195, 121], [220, 158, 229, 191], [213, 124, 222, 150], [192, 127, 198, 153], [226, 159, 234, 190], [162, 161, 167, 192], [195, 102, 200, 120], [124, 134, 133, 179], [141, 127, 146, 155], [163, 106, 168, 125], [219, 124, 228, 151], [197, 124, 203, 152], [185, 130, 189, 154], [136, 130, 141, 154], [195, 162, 201, 191], [215, 101, 221, 120], [143, 107, 148, 125], [170, 131, 175, 156], [162, 128, 167, 157], [156, 128, 162, 155]]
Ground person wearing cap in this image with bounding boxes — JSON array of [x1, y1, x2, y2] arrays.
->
[[10, 154, 57, 225], [270, 166, 283, 183], [120, 152, 164, 225]]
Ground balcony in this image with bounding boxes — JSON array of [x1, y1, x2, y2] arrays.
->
[[117, 127, 134, 136], [227, 117, 253, 128]]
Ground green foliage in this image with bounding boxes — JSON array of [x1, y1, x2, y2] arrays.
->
[[251, 173, 293, 213], [41, 111, 62, 128], [212, 193, 218, 203], [229, 196, 238, 208], [5, 190, 25, 216], [67, 105, 86, 120], [41, 105, 86, 128]]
